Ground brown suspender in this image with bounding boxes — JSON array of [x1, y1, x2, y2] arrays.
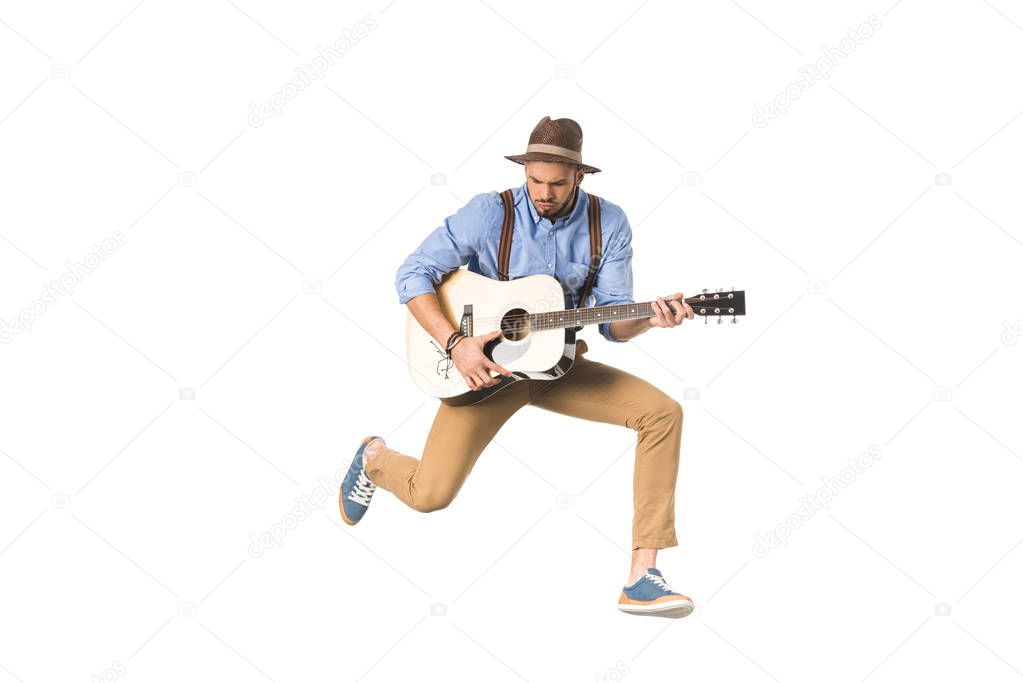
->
[[581, 192, 602, 308], [496, 188, 602, 310], [497, 189, 515, 281]]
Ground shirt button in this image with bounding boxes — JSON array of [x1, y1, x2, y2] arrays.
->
[[547, 262, 552, 268]]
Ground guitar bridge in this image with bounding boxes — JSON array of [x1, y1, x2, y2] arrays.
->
[[428, 305, 474, 380]]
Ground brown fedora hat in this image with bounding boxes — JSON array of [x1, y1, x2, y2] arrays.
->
[[504, 116, 601, 174]]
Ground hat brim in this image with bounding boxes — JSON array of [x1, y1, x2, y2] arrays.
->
[[505, 153, 601, 174]]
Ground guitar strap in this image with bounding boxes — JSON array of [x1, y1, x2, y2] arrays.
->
[[497, 188, 602, 311]]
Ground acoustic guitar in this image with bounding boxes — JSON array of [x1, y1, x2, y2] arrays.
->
[[406, 268, 746, 406]]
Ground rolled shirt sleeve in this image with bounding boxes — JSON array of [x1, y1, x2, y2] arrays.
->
[[591, 210, 635, 343], [395, 193, 493, 305]]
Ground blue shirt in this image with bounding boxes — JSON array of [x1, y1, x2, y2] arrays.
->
[[394, 181, 635, 343]]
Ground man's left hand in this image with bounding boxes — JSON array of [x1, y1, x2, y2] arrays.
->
[[649, 292, 695, 329]]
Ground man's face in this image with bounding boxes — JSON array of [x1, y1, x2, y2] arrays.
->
[[525, 161, 584, 219]]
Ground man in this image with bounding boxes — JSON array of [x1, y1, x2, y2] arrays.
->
[[340, 116, 697, 617]]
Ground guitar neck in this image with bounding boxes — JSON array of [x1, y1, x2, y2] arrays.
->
[[529, 292, 744, 332]]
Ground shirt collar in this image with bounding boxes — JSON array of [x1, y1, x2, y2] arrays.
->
[[521, 180, 588, 227]]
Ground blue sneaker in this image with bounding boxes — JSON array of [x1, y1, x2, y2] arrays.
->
[[339, 435, 383, 525], [618, 568, 694, 617]]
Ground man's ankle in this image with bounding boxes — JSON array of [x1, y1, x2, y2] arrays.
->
[[365, 437, 385, 459], [626, 567, 651, 585]]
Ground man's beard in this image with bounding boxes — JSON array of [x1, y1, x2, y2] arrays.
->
[[536, 185, 576, 218]]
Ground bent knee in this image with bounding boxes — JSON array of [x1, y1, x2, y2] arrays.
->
[[661, 398, 683, 424], [652, 395, 683, 418], [636, 397, 682, 429], [410, 492, 454, 513]]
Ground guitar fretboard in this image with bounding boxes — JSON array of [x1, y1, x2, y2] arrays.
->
[[529, 301, 653, 331], [523, 293, 740, 332]]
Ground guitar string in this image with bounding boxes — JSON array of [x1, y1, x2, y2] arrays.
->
[[470, 314, 743, 329], [465, 298, 744, 326], [466, 306, 744, 326]]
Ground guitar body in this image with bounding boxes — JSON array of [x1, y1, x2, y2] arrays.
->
[[405, 269, 579, 406], [405, 269, 746, 406]]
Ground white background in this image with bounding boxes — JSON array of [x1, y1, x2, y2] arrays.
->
[[2, 1, 1022, 681]]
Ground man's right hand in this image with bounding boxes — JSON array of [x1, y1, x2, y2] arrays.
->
[[451, 329, 512, 390]]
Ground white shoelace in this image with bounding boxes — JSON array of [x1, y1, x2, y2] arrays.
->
[[646, 573, 674, 593], [348, 469, 376, 506]]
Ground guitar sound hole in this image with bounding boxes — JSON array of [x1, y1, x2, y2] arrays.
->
[[500, 308, 530, 341]]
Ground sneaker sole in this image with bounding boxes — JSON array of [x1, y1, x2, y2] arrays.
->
[[618, 599, 694, 618], [339, 502, 358, 526]]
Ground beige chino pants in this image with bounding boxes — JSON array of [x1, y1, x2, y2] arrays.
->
[[365, 339, 683, 550]]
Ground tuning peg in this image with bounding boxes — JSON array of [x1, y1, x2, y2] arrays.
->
[[731, 315, 737, 324], [717, 315, 722, 324]]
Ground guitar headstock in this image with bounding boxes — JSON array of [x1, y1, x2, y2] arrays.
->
[[684, 289, 746, 323]]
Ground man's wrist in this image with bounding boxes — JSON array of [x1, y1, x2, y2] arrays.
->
[[436, 328, 458, 348], [608, 317, 652, 342], [445, 331, 466, 356]]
